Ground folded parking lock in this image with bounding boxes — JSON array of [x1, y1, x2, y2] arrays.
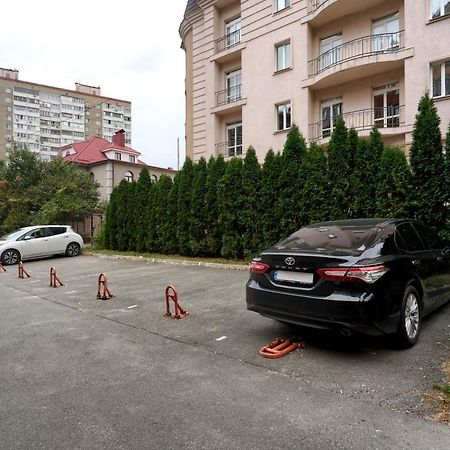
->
[[97, 273, 113, 300], [49, 267, 64, 288], [259, 337, 304, 359], [18, 261, 30, 279], [0, 263, 6, 273]]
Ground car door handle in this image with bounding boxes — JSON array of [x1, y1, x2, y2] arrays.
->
[[412, 260, 421, 266]]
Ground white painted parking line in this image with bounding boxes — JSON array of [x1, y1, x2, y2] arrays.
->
[[66, 291, 78, 294], [30, 280, 41, 284], [216, 336, 227, 342], [128, 305, 138, 309]]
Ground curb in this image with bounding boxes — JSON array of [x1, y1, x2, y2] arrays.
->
[[82, 252, 249, 271]]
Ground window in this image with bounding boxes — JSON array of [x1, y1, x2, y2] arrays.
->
[[129, 155, 136, 163], [276, 102, 291, 131], [373, 83, 400, 128], [431, 60, 450, 97], [396, 223, 424, 252], [431, 0, 450, 19], [124, 171, 134, 182], [321, 98, 342, 138], [226, 17, 241, 48], [226, 69, 242, 103], [319, 34, 343, 71], [372, 13, 400, 52], [276, 41, 292, 71], [275, 0, 290, 12], [227, 122, 242, 157], [115, 152, 122, 161]]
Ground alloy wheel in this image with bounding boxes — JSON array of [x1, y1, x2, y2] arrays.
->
[[404, 293, 420, 340]]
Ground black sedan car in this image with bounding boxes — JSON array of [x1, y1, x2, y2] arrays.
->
[[246, 219, 450, 347]]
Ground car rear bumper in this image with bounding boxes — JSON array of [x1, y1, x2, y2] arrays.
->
[[246, 279, 399, 336]]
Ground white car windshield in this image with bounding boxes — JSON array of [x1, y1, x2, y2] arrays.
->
[[1, 229, 27, 241]]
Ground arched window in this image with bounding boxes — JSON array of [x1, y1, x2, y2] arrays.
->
[[151, 174, 158, 182], [65, 151, 71, 157], [124, 171, 134, 182]]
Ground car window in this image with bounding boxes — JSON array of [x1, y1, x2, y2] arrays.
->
[[48, 227, 67, 236], [22, 228, 44, 240], [412, 223, 443, 249], [395, 223, 424, 252], [41, 228, 54, 238]]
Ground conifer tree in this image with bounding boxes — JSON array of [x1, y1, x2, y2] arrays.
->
[[135, 167, 153, 252], [240, 147, 262, 257], [218, 157, 243, 259], [177, 158, 195, 255], [189, 158, 208, 256], [327, 116, 351, 219], [125, 181, 138, 251], [409, 92, 446, 231], [351, 138, 371, 218], [151, 175, 173, 253], [115, 180, 134, 251], [277, 124, 307, 237], [376, 147, 411, 218], [164, 173, 181, 254], [103, 187, 119, 249], [364, 126, 384, 217], [300, 142, 329, 224], [347, 128, 359, 218], [204, 155, 227, 256], [260, 149, 282, 248]]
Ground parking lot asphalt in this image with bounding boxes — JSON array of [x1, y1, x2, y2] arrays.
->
[[0, 254, 449, 449]]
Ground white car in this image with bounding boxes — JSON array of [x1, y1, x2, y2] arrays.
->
[[0, 225, 84, 265]]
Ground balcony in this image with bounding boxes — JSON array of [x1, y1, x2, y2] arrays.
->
[[303, 0, 389, 27], [212, 85, 246, 115], [215, 141, 244, 158], [304, 31, 413, 90], [211, 30, 245, 63], [308, 105, 407, 142]]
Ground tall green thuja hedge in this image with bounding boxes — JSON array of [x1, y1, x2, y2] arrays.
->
[[115, 180, 134, 251], [135, 168, 153, 253], [218, 157, 243, 258], [409, 92, 446, 232], [301, 142, 329, 224], [260, 149, 282, 249], [240, 147, 262, 257], [376, 147, 411, 218], [152, 174, 173, 253], [351, 138, 371, 218], [165, 173, 180, 254], [103, 187, 119, 249], [277, 124, 307, 237], [365, 127, 384, 217], [327, 116, 351, 220], [176, 158, 194, 255], [205, 155, 226, 256], [189, 157, 208, 256]]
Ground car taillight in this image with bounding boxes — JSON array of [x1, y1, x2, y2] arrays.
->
[[249, 260, 270, 274], [317, 265, 389, 284]]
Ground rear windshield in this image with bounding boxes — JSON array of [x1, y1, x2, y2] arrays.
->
[[275, 224, 382, 256]]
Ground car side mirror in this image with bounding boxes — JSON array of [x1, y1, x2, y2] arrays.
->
[[23, 236, 31, 241]]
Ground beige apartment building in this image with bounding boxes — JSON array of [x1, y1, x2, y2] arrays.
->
[[180, 0, 450, 162], [0, 68, 132, 160]]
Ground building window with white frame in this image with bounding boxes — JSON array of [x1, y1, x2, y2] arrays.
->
[[372, 12, 400, 52], [227, 122, 242, 157], [115, 152, 122, 161], [276, 102, 292, 131], [432, 60, 450, 97], [275, 41, 292, 71], [129, 155, 136, 163], [275, 0, 290, 12], [431, 0, 450, 19], [226, 17, 241, 48], [124, 171, 133, 182], [373, 83, 400, 128]]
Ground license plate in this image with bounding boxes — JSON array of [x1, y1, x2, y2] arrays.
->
[[273, 270, 314, 284]]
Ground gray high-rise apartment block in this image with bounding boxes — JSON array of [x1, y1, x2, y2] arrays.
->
[[0, 67, 132, 160]]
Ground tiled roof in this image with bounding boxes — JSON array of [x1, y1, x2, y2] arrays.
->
[[184, 0, 200, 18], [61, 136, 141, 166]]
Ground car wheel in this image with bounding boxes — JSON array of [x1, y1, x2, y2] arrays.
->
[[1, 249, 21, 265], [396, 285, 421, 348], [66, 242, 81, 257]]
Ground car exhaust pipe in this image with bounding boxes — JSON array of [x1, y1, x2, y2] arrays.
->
[[340, 328, 352, 337]]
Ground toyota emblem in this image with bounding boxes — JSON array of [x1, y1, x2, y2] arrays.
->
[[285, 257, 295, 266]]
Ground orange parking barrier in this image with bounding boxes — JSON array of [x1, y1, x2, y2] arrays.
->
[[97, 273, 113, 300], [259, 337, 304, 359], [49, 267, 64, 288], [18, 261, 30, 279], [164, 285, 188, 319], [0, 263, 6, 273]]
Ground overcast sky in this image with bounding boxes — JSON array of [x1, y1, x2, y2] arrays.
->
[[1, 0, 188, 169]]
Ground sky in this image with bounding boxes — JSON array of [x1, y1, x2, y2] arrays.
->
[[0, 0, 188, 170]]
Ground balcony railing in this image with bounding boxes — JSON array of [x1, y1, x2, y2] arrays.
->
[[308, 31, 405, 77], [308, 0, 329, 13], [215, 85, 242, 107], [309, 105, 405, 141], [215, 141, 243, 157], [215, 30, 241, 54]]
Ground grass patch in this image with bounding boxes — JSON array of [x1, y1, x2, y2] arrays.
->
[[424, 361, 450, 423], [84, 248, 249, 266]]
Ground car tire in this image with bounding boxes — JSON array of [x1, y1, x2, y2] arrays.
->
[[1, 249, 21, 265], [66, 242, 81, 257], [395, 285, 421, 348]]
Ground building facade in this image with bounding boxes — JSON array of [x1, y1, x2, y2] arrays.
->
[[180, 0, 450, 162], [0, 68, 132, 160]]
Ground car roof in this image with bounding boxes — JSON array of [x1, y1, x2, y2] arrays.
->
[[17, 225, 70, 231], [306, 218, 408, 229]]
